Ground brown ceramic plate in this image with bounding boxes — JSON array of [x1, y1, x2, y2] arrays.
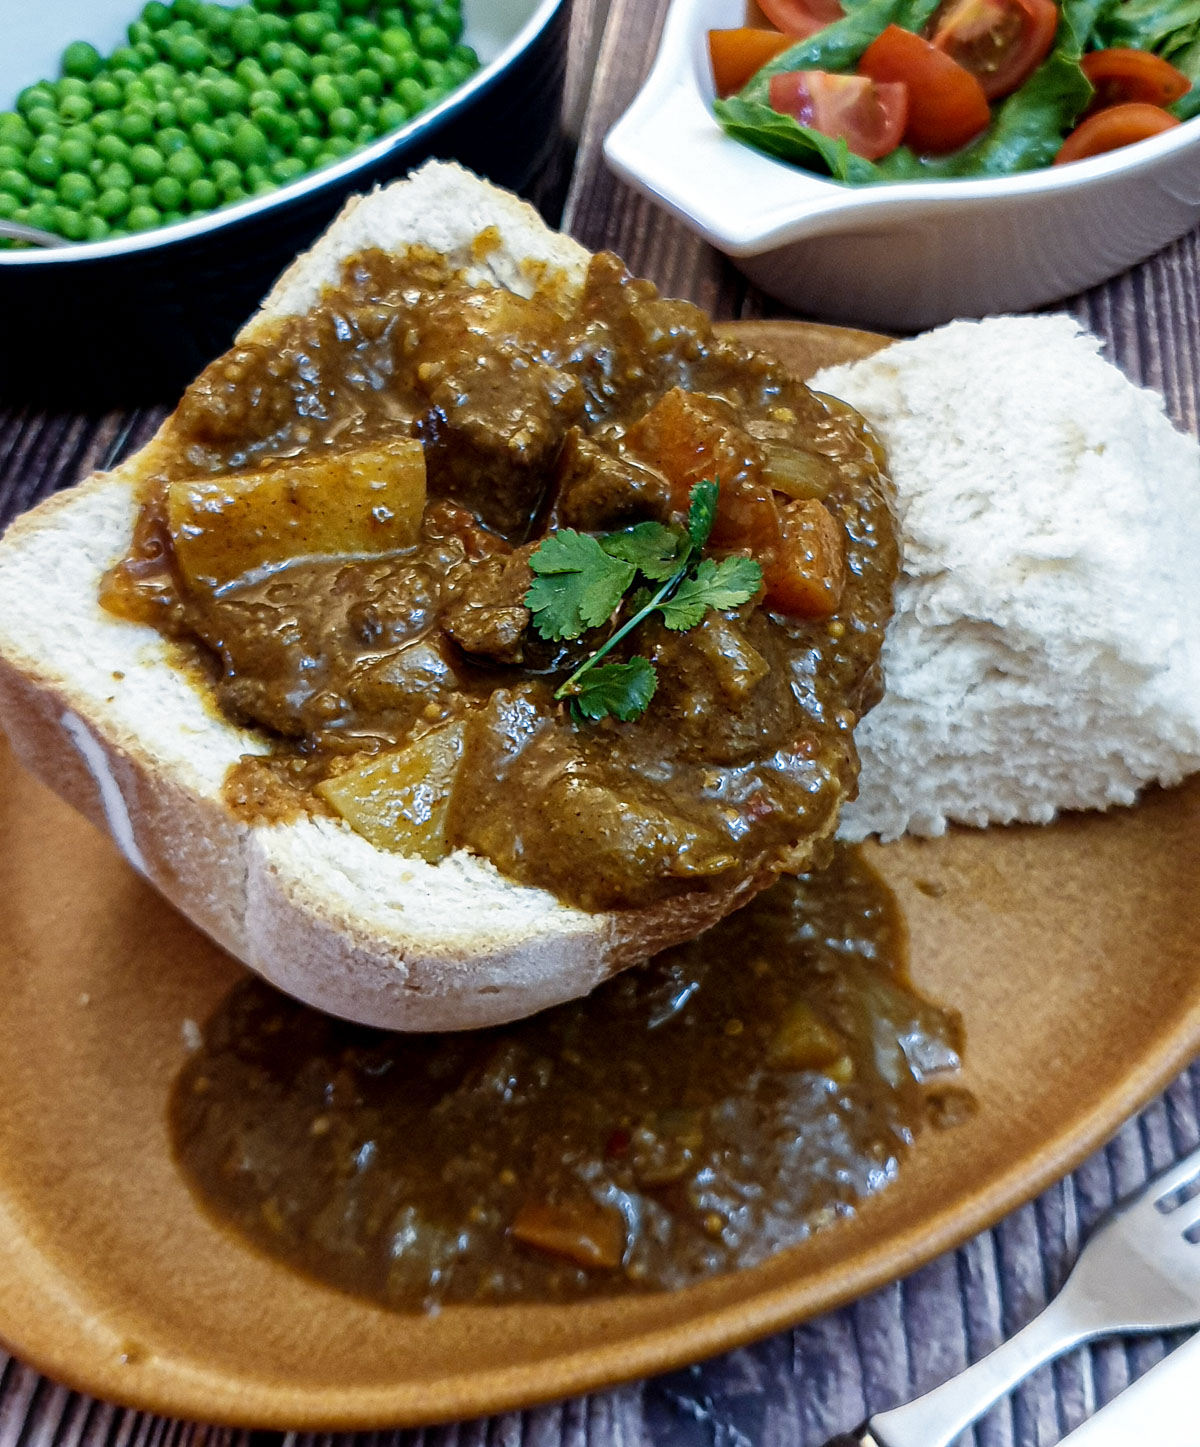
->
[[2, 321, 1200, 1431]]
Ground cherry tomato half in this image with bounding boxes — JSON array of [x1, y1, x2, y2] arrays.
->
[[1081, 47, 1190, 111], [930, 0, 1059, 100], [757, 0, 844, 39], [708, 27, 795, 96], [1054, 100, 1180, 163], [768, 70, 909, 159], [859, 25, 990, 152]]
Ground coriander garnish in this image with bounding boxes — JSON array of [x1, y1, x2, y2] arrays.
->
[[525, 481, 763, 722]]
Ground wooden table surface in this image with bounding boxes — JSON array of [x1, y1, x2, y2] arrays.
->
[[2, 1, 1200, 1443]]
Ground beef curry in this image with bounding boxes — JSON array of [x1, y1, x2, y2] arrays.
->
[[102, 244, 898, 913]]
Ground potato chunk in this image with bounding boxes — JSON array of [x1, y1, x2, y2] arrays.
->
[[166, 439, 426, 592], [315, 720, 464, 861]]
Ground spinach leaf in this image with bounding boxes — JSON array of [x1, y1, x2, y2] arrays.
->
[[737, 0, 941, 102], [713, 96, 882, 181], [1093, 0, 1200, 56]]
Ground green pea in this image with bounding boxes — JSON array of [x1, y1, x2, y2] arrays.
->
[[261, 39, 286, 71], [18, 85, 55, 117], [323, 133, 355, 158], [206, 77, 247, 115], [293, 11, 335, 47], [129, 143, 165, 180], [142, 2, 172, 29], [310, 74, 340, 114], [315, 0, 345, 19], [25, 200, 56, 230], [394, 77, 424, 111], [59, 136, 93, 171], [266, 67, 301, 103], [230, 120, 268, 167], [134, 41, 159, 65], [261, 12, 291, 42], [449, 42, 477, 67], [101, 160, 135, 190], [129, 182, 152, 204], [308, 53, 333, 76], [255, 0, 284, 11], [84, 214, 110, 241], [343, 0, 372, 13], [118, 109, 154, 143], [27, 146, 62, 184], [443, 55, 474, 85], [291, 104, 319, 135], [420, 58, 446, 88], [347, 17, 380, 44], [210, 42, 237, 67], [256, 108, 297, 149], [376, 97, 408, 131], [172, 33, 210, 70], [0, 192, 20, 220], [248, 88, 281, 115], [434, 4, 462, 38], [88, 79, 120, 112], [152, 100, 177, 128], [354, 67, 384, 100], [27, 106, 61, 136], [128, 19, 153, 46], [213, 113, 238, 136], [416, 25, 451, 60], [88, 156, 106, 179], [379, 6, 405, 25], [0, 144, 25, 172], [392, 50, 421, 80], [88, 110, 119, 139], [157, 127, 189, 155], [235, 60, 269, 95], [165, 146, 204, 184], [96, 185, 131, 219], [187, 175, 219, 208], [199, 3, 232, 35], [53, 205, 87, 241], [334, 72, 360, 103], [189, 122, 225, 159], [109, 48, 145, 74], [0, 114, 33, 153], [176, 94, 211, 127], [151, 174, 184, 210], [326, 105, 357, 137], [363, 48, 398, 83], [242, 161, 269, 188], [0, 169, 32, 201], [124, 77, 154, 105], [96, 135, 130, 165], [60, 41, 103, 82], [279, 42, 311, 74], [57, 171, 95, 206], [175, 0, 205, 22], [357, 94, 379, 122], [127, 202, 162, 230]]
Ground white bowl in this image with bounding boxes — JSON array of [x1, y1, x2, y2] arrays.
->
[[603, 0, 1200, 328]]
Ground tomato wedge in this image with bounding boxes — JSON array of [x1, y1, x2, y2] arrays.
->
[[768, 70, 908, 159], [859, 25, 990, 152], [757, 0, 844, 39], [930, 0, 1059, 100], [1055, 100, 1180, 163], [1081, 47, 1190, 111], [708, 28, 795, 97]]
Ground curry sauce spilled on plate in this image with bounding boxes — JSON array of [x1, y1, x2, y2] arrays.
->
[[171, 846, 969, 1309]]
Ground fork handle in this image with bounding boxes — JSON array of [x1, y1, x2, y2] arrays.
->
[[850, 1300, 1093, 1447]]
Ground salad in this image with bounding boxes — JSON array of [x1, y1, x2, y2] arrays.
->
[[710, 0, 1200, 180]]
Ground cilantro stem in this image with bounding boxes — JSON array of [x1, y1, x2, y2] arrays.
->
[[554, 565, 687, 701]]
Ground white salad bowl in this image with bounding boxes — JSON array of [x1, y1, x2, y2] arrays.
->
[[604, 0, 1200, 328]]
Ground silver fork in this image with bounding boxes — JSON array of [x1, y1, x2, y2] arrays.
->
[[828, 1142, 1200, 1447]]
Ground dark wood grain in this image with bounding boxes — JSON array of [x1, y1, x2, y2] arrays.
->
[[1, 0, 1199, 1442]]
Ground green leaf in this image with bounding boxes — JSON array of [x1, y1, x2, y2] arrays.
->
[[569, 658, 658, 722], [714, 97, 877, 182], [1093, 0, 1200, 56], [601, 521, 687, 581], [526, 530, 635, 641], [736, 0, 941, 103], [656, 556, 764, 631], [686, 480, 720, 551]]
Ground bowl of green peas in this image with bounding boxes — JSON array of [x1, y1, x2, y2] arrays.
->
[[0, 0, 569, 400]]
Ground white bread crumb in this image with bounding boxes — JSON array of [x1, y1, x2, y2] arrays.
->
[[812, 314, 1200, 842]]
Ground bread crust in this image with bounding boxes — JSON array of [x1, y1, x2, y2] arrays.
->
[[0, 163, 774, 1032]]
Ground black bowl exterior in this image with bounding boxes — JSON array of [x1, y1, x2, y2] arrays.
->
[[0, 0, 569, 408]]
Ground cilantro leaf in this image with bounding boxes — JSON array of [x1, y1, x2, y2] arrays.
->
[[569, 657, 658, 722], [525, 529, 635, 640], [686, 480, 719, 551], [601, 521, 687, 581], [657, 555, 764, 631]]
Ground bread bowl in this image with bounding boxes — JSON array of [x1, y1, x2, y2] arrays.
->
[[0, 159, 898, 1031]]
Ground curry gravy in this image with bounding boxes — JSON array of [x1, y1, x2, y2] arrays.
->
[[171, 847, 967, 1309]]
